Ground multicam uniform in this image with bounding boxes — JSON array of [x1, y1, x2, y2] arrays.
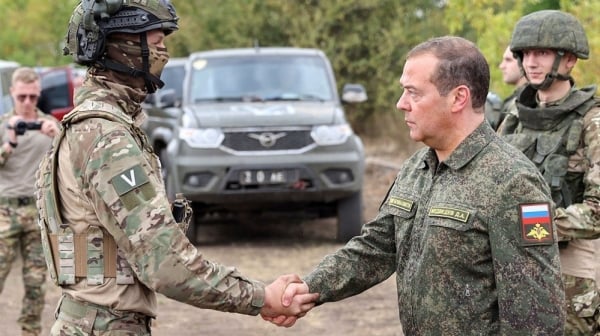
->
[[499, 84, 600, 334], [35, 77, 265, 335], [303, 122, 565, 335], [0, 109, 57, 335]]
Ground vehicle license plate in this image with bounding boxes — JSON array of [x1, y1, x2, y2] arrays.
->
[[239, 169, 297, 185]]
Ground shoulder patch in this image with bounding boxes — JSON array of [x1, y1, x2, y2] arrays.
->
[[520, 203, 555, 246], [111, 165, 150, 196]]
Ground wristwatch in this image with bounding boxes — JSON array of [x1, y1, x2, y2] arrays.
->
[[7, 141, 17, 148]]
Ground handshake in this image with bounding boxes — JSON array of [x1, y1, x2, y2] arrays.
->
[[259, 274, 319, 328]]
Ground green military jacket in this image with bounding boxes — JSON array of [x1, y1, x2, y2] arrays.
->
[[304, 122, 565, 335]]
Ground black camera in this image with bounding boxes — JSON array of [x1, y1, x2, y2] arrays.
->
[[10, 120, 43, 136]]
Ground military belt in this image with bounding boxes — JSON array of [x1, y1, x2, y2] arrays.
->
[[0, 196, 36, 207], [57, 295, 152, 333]]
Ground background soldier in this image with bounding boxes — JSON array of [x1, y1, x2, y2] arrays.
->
[[498, 10, 600, 334], [496, 45, 527, 129], [35, 1, 317, 334], [0, 67, 60, 336], [267, 36, 565, 334]]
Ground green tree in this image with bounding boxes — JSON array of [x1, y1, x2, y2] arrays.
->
[[0, 0, 77, 66], [4, 0, 599, 140]]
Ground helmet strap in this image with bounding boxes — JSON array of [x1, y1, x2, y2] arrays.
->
[[530, 51, 571, 90], [140, 33, 165, 93]]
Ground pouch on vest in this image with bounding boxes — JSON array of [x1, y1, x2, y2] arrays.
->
[[543, 154, 569, 207], [565, 118, 584, 154], [503, 133, 537, 160], [536, 133, 563, 165]]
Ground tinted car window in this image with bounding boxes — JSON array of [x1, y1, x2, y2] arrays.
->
[[38, 70, 69, 114], [189, 55, 334, 103], [161, 64, 185, 102]]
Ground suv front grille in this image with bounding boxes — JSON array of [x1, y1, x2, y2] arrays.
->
[[221, 129, 315, 153]]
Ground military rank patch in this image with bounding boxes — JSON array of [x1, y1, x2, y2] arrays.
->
[[519, 203, 554, 246], [111, 165, 150, 196]]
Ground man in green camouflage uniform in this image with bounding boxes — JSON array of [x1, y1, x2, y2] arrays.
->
[[496, 45, 527, 132], [35, 1, 317, 335], [266, 36, 566, 334], [0, 67, 60, 336], [497, 10, 600, 335]]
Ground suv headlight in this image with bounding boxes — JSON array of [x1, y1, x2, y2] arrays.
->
[[311, 124, 353, 146], [179, 128, 224, 148]]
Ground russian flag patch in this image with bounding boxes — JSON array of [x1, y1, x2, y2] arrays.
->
[[519, 203, 554, 246]]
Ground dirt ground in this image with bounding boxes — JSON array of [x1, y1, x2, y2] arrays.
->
[[1, 140, 410, 336]]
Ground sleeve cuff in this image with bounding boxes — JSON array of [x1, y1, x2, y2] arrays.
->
[[246, 280, 265, 316]]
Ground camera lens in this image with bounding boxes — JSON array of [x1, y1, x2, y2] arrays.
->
[[15, 121, 27, 136]]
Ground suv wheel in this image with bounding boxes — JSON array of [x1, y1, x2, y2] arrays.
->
[[336, 191, 363, 242]]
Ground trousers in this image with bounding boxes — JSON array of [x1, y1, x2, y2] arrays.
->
[[0, 200, 46, 334], [51, 294, 153, 335]]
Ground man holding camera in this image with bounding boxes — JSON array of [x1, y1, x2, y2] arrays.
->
[[0, 67, 59, 336]]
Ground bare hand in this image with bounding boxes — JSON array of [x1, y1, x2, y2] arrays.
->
[[260, 274, 318, 327], [40, 120, 60, 137]]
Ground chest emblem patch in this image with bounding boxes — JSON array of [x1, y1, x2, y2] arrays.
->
[[520, 203, 554, 246]]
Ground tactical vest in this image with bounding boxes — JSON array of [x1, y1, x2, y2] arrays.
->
[[36, 100, 157, 286], [499, 85, 598, 208]]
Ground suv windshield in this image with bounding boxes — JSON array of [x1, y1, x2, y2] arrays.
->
[[161, 62, 185, 103], [188, 55, 334, 103]]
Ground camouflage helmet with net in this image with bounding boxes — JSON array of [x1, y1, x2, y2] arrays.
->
[[64, 0, 179, 65], [510, 10, 589, 60]]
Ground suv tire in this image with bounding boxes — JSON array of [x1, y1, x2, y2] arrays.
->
[[336, 191, 363, 242]]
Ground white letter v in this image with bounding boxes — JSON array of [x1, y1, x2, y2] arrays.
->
[[121, 169, 136, 187]]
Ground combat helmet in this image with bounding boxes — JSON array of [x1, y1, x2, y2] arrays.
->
[[510, 10, 588, 90], [64, 0, 179, 92]]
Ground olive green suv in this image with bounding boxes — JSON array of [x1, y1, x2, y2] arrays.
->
[[155, 48, 367, 243]]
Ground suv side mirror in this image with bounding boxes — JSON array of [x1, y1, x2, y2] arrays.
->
[[341, 83, 368, 103]]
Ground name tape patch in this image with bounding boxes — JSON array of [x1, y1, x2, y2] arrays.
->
[[428, 206, 470, 223]]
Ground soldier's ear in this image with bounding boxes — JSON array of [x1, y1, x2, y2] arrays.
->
[[564, 52, 578, 72]]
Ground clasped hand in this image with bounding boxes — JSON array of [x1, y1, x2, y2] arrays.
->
[[260, 274, 318, 327]]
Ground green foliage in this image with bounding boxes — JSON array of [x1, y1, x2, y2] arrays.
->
[[0, 0, 77, 66], [2, 0, 600, 140]]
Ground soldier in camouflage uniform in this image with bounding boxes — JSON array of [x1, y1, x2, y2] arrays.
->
[[497, 10, 600, 335], [0, 67, 60, 336], [35, 1, 317, 335], [265, 36, 566, 334], [496, 45, 527, 130]]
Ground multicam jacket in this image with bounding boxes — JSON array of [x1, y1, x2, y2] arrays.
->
[[35, 75, 264, 317], [304, 122, 565, 335]]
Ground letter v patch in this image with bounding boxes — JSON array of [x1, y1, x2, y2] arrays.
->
[[111, 164, 150, 196]]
